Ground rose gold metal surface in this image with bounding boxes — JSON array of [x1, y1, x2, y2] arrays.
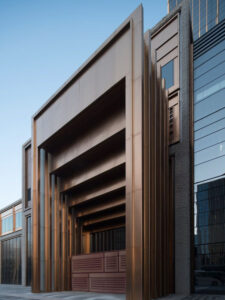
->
[[28, 5, 177, 299]]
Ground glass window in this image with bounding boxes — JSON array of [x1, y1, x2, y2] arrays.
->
[[194, 39, 225, 70], [2, 214, 13, 234], [195, 127, 225, 152], [161, 60, 174, 89], [207, 0, 217, 31], [219, 0, 225, 22], [195, 155, 225, 183], [194, 49, 225, 80], [194, 59, 225, 92], [194, 88, 225, 121], [200, 0, 207, 37], [193, 0, 200, 40], [194, 38, 225, 293], [195, 75, 225, 103], [195, 141, 225, 165], [194, 178, 225, 292], [16, 211, 22, 229], [194, 107, 225, 131], [169, 0, 177, 12], [194, 117, 225, 140]]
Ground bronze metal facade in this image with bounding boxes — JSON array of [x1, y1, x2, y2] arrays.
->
[[32, 6, 144, 298], [19, 2, 192, 299]]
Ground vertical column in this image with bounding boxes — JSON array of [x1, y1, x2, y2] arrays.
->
[[61, 195, 68, 291], [45, 153, 51, 291], [22, 212, 26, 286], [51, 174, 55, 291], [126, 6, 143, 300], [55, 177, 60, 291], [0, 241, 1, 284], [68, 207, 72, 290], [143, 31, 150, 300], [32, 124, 40, 292], [0, 216, 1, 283], [39, 148, 45, 291], [75, 219, 82, 255], [68, 209, 73, 257], [72, 208, 75, 255], [13, 207, 16, 231], [65, 196, 70, 291]]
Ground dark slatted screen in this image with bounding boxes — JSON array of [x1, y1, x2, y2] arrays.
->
[[90, 227, 125, 253]]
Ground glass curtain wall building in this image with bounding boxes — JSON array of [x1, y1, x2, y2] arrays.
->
[[169, 0, 225, 294], [194, 20, 225, 294]]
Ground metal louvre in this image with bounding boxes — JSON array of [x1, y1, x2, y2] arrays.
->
[[72, 274, 89, 292], [72, 253, 104, 273], [89, 273, 126, 294], [71, 251, 126, 293], [104, 252, 119, 273], [194, 18, 225, 59]]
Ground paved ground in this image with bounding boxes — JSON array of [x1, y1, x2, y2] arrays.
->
[[157, 295, 225, 300], [0, 285, 225, 300], [0, 285, 125, 300]]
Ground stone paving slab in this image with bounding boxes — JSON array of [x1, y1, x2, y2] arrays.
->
[[0, 285, 126, 300], [0, 285, 225, 300], [156, 295, 225, 300]]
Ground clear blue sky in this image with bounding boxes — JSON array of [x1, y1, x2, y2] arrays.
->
[[0, 0, 167, 210]]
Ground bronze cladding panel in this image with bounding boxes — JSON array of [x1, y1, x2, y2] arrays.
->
[[32, 5, 144, 299], [143, 16, 175, 298], [32, 121, 40, 293]]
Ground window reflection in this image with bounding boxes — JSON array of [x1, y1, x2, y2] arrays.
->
[[2, 214, 13, 234], [194, 89, 225, 122], [194, 178, 225, 293], [200, 0, 207, 36], [161, 60, 174, 89], [194, 38, 225, 293], [194, 59, 225, 91], [219, 0, 225, 22], [193, 0, 200, 40], [207, 0, 217, 31], [16, 211, 22, 229], [195, 77, 225, 103]]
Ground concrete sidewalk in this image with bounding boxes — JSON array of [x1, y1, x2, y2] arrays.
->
[[156, 295, 225, 300], [0, 284, 126, 300], [0, 286, 224, 300]]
